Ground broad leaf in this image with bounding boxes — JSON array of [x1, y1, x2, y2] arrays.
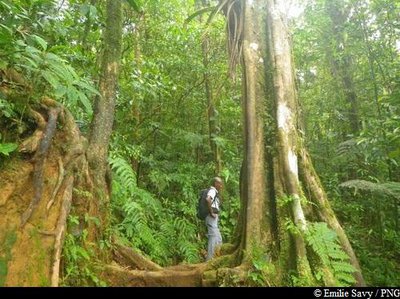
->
[[0, 143, 18, 156]]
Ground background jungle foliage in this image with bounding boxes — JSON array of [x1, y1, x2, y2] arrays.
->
[[0, 0, 399, 286]]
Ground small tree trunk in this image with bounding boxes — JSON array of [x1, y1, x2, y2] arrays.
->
[[86, 0, 122, 248], [81, 0, 97, 52], [325, 0, 360, 136], [199, 0, 222, 175]]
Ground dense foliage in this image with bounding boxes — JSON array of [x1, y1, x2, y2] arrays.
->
[[293, 0, 400, 285], [0, 0, 398, 286]]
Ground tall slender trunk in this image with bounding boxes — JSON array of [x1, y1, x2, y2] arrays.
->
[[199, 0, 222, 175], [325, 0, 360, 136], [356, 5, 394, 181], [81, 0, 97, 52], [86, 0, 122, 245]]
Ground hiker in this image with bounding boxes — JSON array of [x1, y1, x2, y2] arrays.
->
[[205, 177, 223, 261]]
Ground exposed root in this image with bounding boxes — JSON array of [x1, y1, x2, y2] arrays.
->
[[38, 230, 56, 236], [47, 157, 64, 211], [216, 265, 248, 286], [206, 251, 239, 270], [0, 97, 90, 286], [18, 108, 46, 154], [113, 243, 162, 271], [0, 182, 16, 207], [103, 263, 206, 287], [108, 238, 241, 286], [0, 68, 31, 92], [51, 175, 74, 287], [20, 106, 61, 228]]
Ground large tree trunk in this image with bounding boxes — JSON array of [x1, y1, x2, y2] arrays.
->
[[265, 0, 314, 283], [221, 0, 365, 286], [298, 148, 365, 285], [239, 0, 271, 260]]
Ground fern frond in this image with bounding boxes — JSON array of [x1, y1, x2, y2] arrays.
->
[[109, 156, 137, 194], [334, 272, 357, 286], [337, 139, 358, 156], [331, 261, 356, 273], [328, 247, 350, 261], [177, 238, 200, 263], [340, 179, 400, 200], [306, 222, 356, 286]]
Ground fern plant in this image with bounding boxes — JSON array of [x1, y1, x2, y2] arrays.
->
[[340, 179, 400, 200], [109, 155, 203, 266], [305, 222, 356, 286]]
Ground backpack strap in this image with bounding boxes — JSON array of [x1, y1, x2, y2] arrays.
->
[[207, 188, 216, 201], [210, 189, 219, 206]]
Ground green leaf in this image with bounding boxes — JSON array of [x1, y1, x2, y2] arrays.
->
[[0, 60, 7, 69], [16, 39, 27, 47], [0, 23, 12, 35], [54, 85, 67, 98], [48, 62, 73, 82], [23, 57, 39, 68], [388, 148, 400, 159], [25, 45, 41, 55], [65, 65, 79, 81], [77, 247, 90, 260], [42, 70, 60, 89], [32, 34, 47, 51], [89, 5, 97, 18], [0, 143, 18, 156], [77, 91, 93, 115], [0, 1, 12, 10], [74, 80, 100, 96], [79, 4, 90, 16], [44, 52, 64, 62]]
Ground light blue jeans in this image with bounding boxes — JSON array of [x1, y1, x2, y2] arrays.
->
[[205, 214, 222, 261]]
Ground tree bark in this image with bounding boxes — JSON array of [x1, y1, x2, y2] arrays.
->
[[240, 0, 271, 260], [228, 0, 365, 286], [86, 0, 122, 246]]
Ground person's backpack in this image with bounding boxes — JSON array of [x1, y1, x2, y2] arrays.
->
[[196, 189, 210, 220]]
